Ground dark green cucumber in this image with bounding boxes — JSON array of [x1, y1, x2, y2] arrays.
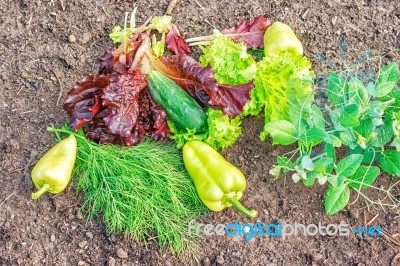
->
[[147, 70, 208, 132]]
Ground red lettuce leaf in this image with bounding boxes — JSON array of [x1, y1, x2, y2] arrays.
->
[[64, 70, 170, 146], [102, 70, 147, 137], [150, 54, 253, 118], [99, 47, 116, 75], [98, 32, 151, 75], [222, 16, 272, 48], [85, 109, 124, 145], [86, 89, 170, 146], [63, 74, 110, 130], [166, 25, 191, 55]]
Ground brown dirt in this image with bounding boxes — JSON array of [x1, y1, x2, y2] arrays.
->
[[1, 0, 399, 265]]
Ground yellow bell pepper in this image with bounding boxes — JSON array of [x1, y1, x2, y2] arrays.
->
[[263, 21, 303, 57], [31, 135, 77, 199], [183, 140, 258, 218]]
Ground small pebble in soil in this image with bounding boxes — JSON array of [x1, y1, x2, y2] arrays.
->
[[313, 253, 324, 261], [10, 139, 20, 151], [108, 257, 116, 266], [80, 32, 91, 44], [216, 255, 225, 265], [86, 232, 93, 239], [117, 248, 128, 259], [78, 261, 86, 266], [78, 241, 87, 249], [202, 257, 211, 266], [349, 208, 359, 219], [68, 34, 76, 43], [76, 210, 83, 220], [50, 234, 56, 242]]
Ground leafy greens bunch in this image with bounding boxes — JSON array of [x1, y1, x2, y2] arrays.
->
[[49, 126, 205, 256], [267, 62, 400, 215]]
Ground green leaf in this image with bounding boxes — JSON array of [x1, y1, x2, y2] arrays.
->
[[376, 82, 396, 97], [339, 104, 360, 128], [366, 82, 376, 96], [327, 73, 346, 106], [324, 184, 350, 215], [325, 134, 342, 147], [354, 118, 374, 139], [339, 130, 357, 149], [349, 146, 381, 164], [148, 16, 172, 32], [378, 62, 400, 84], [376, 88, 400, 114], [200, 35, 256, 85], [391, 138, 400, 152], [301, 155, 315, 171], [314, 157, 334, 173], [380, 150, 400, 176], [310, 105, 326, 130], [336, 154, 363, 177], [329, 108, 344, 130], [167, 120, 206, 149], [204, 109, 242, 150], [277, 156, 294, 168], [303, 172, 316, 187], [297, 119, 309, 137], [327, 175, 346, 187], [264, 120, 297, 145], [324, 143, 336, 173], [372, 116, 394, 147], [247, 50, 315, 129], [299, 128, 328, 146], [109, 25, 133, 45], [348, 165, 380, 190], [347, 77, 369, 106]]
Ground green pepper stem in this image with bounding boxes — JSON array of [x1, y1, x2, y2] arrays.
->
[[226, 196, 258, 218], [32, 184, 51, 199]]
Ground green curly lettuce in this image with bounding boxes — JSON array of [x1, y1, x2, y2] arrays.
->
[[241, 50, 315, 140], [199, 35, 256, 85], [148, 16, 172, 32], [167, 121, 207, 149], [109, 25, 131, 44], [168, 109, 242, 150], [205, 109, 242, 150]]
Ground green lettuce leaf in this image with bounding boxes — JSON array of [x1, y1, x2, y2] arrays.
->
[[109, 25, 133, 45], [148, 16, 172, 32], [167, 120, 206, 149], [199, 35, 256, 85], [167, 109, 242, 150], [242, 50, 315, 139], [204, 109, 242, 150]]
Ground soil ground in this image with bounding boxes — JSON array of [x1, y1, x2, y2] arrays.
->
[[1, 0, 400, 265]]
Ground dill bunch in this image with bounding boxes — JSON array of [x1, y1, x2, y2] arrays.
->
[[49, 126, 206, 256]]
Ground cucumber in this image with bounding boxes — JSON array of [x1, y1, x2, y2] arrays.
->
[[147, 70, 208, 132]]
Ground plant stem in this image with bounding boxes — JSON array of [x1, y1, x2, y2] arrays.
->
[[311, 152, 327, 161], [226, 196, 258, 218], [32, 184, 50, 199]]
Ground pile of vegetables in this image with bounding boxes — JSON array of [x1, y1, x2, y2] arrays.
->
[[29, 9, 400, 257], [64, 11, 262, 150]]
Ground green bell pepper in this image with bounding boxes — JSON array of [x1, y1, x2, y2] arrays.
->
[[183, 140, 258, 218], [31, 134, 77, 199], [263, 21, 303, 58]]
